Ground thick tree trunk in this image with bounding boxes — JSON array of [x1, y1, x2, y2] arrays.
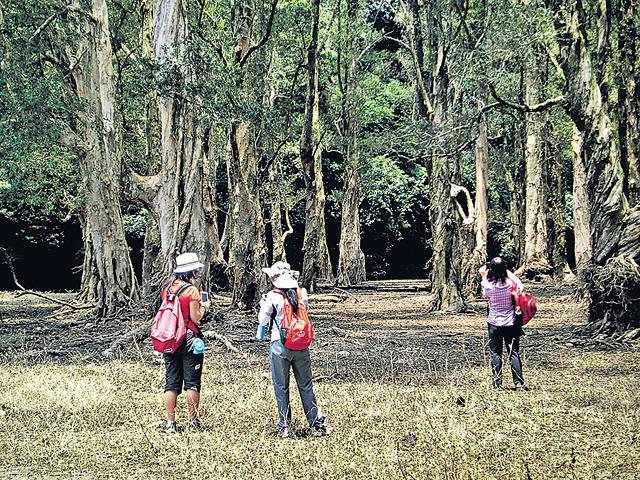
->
[[547, 0, 640, 331], [72, 0, 138, 315], [301, 0, 333, 290], [336, 0, 366, 286], [521, 66, 553, 276], [617, 0, 640, 205], [430, 156, 465, 312], [228, 121, 268, 308], [148, 0, 211, 278], [466, 108, 489, 294]]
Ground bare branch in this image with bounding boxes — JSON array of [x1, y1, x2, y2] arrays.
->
[[489, 83, 566, 112], [30, 6, 70, 41], [239, 0, 279, 68]]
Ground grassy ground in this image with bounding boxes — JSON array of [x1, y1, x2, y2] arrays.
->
[[0, 283, 638, 479]]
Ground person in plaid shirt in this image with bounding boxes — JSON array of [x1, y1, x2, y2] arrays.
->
[[479, 257, 526, 390]]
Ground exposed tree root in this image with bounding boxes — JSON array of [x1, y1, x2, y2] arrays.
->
[[583, 256, 640, 336]]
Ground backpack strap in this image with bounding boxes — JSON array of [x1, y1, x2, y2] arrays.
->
[[167, 281, 203, 334], [269, 288, 284, 331], [510, 281, 521, 309], [167, 281, 192, 300]]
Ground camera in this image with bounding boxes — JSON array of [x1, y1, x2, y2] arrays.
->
[[201, 291, 209, 302]]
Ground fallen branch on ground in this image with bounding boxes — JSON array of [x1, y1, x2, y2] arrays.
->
[[309, 294, 346, 303], [2, 248, 94, 311], [203, 330, 248, 358]]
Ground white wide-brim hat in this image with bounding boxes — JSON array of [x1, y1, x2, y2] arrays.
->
[[262, 261, 299, 289], [175, 252, 205, 273]]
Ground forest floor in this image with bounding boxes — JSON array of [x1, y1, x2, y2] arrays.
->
[[0, 279, 639, 479]]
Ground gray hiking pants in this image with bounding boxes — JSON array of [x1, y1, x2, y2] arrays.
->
[[269, 341, 326, 429]]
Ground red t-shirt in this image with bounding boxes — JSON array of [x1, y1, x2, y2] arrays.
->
[[161, 280, 201, 334]]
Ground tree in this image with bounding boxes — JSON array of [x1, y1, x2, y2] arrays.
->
[[300, 0, 333, 290], [67, 0, 138, 314], [335, 0, 366, 286], [543, 0, 640, 331]]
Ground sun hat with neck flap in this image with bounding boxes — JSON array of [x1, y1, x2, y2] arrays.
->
[[262, 261, 299, 289], [174, 252, 205, 274]]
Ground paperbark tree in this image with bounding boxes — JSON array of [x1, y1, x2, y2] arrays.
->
[[300, 0, 333, 290], [124, 0, 217, 294], [405, 0, 465, 311], [571, 125, 592, 280], [69, 0, 138, 314], [336, 0, 366, 286], [226, 1, 277, 308], [545, 0, 640, 331]]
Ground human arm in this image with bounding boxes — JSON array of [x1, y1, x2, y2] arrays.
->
[[507, 270, 524, 292], [189, 298, 210, 325], [256, 292, 275, 341]]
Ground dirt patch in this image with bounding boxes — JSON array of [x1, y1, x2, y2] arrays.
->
[[1, 279, 637, 383]]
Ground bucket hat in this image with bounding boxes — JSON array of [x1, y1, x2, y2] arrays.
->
[[262, 261, 299, 289], [174, 252, 205, 274]]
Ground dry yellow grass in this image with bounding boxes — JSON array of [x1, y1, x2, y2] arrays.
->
[[0, 286, 639, 479]]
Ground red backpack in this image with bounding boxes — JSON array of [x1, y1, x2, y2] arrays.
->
[[512, 283, 537, 326], [273, 288, 314, 350], [151, 282, 192, 354]]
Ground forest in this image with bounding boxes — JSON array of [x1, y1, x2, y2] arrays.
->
[[1, 0, 639, 333], [0, 0, 639, 478]]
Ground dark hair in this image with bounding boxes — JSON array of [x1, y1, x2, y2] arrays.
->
[[280, 287, 299, 314], [163, 270, 198, 293], [487, 257, 508, 284]]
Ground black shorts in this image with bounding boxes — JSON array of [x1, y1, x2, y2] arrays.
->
[[163, 338, 204, 394]]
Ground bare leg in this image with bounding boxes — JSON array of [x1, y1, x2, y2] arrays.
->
[[164, 390, 178, 421], [187, 389, 200, 420]]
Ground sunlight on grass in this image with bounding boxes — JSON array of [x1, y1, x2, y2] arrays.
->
[[1, 351, 638, 479]]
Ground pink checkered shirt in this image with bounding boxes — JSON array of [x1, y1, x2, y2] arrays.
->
[[482, 273, 523, 327]]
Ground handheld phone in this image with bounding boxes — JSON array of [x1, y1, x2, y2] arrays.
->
[[201, 291, 209, 302]]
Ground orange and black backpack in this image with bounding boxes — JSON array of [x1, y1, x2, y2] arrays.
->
[[271, 288, 314, 350]]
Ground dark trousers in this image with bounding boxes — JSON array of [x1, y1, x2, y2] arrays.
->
[[269, 341, 326, 429], [487, 324, 524, 388]]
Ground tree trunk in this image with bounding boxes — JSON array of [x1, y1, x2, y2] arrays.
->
[[146, 0, 211, 279], [617, 0, 640, 205], [269, 162, 286, 263], [467, 106, 489, 294], [430, 156, 465, 311], [521, 65, 553, 276], [301, 0, 333, 290], [224, 2, 271, 308], [336, 0, 366, 286], [543, 116, 567, 277], [228, 121, 268, 308], [71, 0, 138, 315], [571, 125, 592, 280], [203, 129, 227, 289], [546, 0, 640, 331]]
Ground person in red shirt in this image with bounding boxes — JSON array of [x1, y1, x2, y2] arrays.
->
[[161, 253, 210, 433]]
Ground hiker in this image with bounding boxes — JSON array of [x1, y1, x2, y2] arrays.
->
[[256, 261, 329, 437], [161, 252, 210, 433], [479, 257, 527, 390]]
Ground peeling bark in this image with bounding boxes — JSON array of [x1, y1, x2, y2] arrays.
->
[[301, 0, 333, 290], [336, 0, 366, 286], [70, 0, 138, 314]]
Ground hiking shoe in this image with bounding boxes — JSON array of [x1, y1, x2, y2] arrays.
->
[[515, 384, 529, 392], [162, 420, 178, 434], [310, 425, 329, 437], [187, 418, 203, 431], [276, 427, 292, 438]]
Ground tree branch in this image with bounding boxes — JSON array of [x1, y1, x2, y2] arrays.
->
[[489, 83, 566, 112], [239, 0, 278, 68]]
